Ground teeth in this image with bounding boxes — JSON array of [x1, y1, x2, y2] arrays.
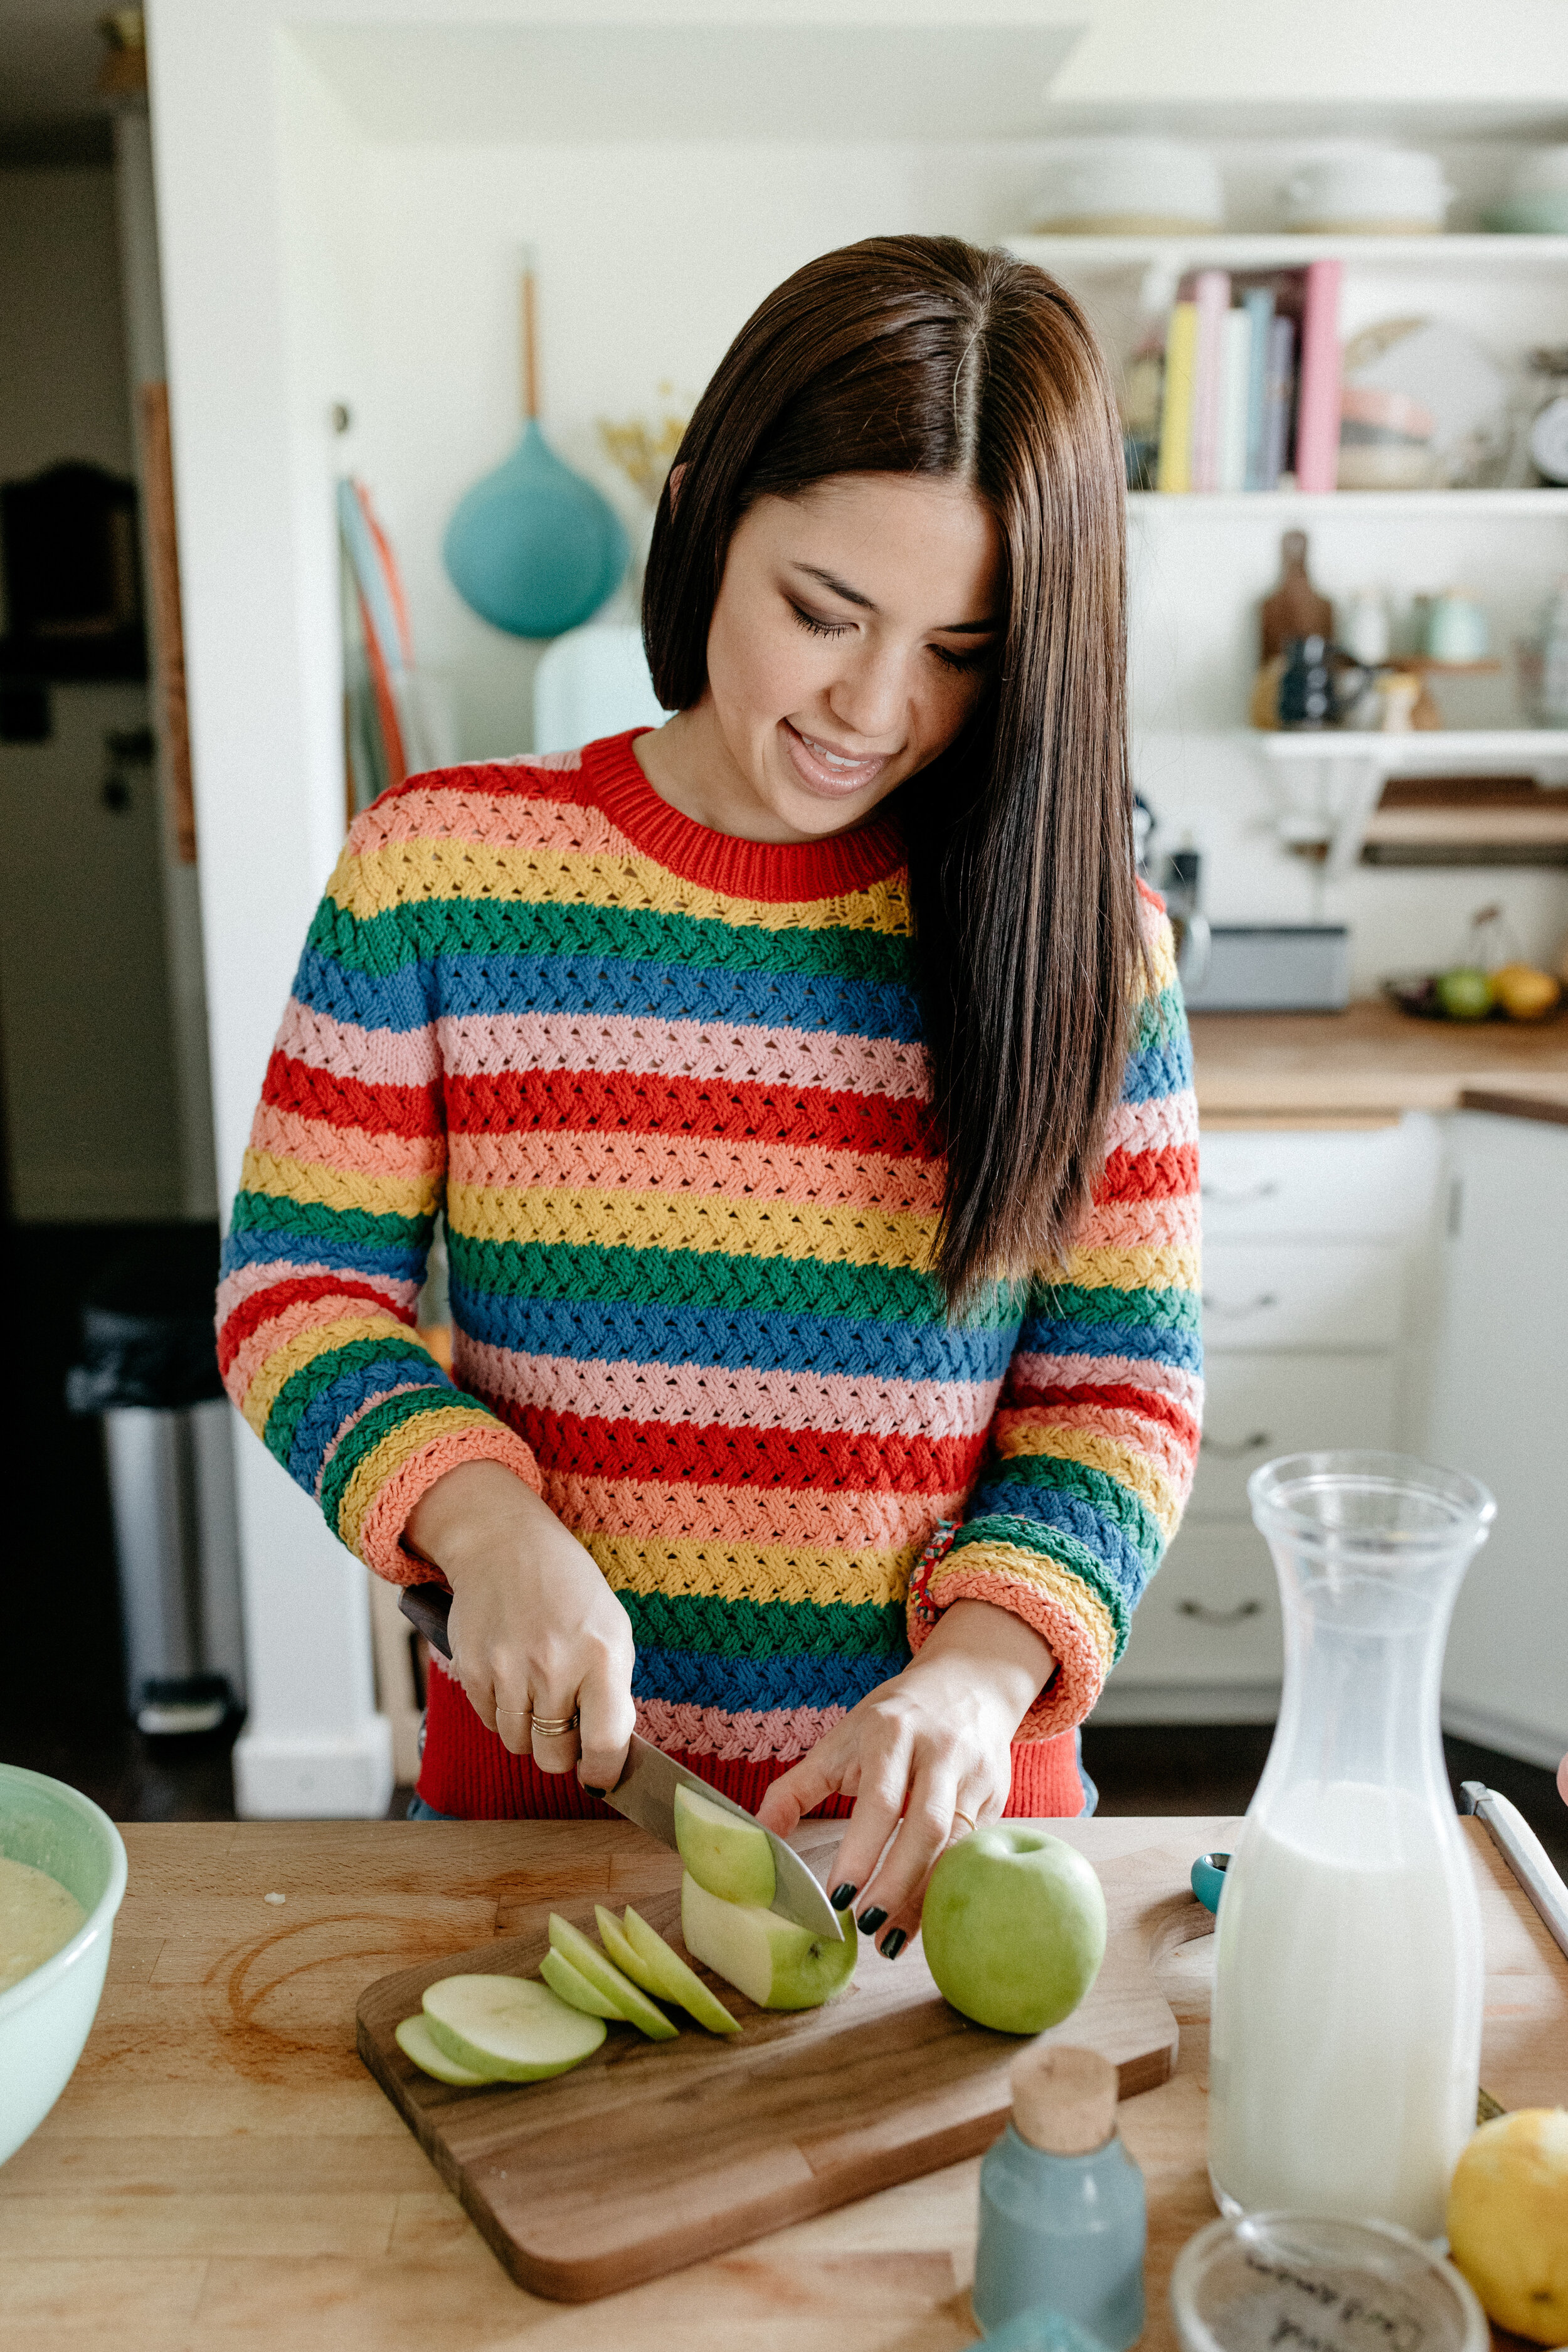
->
[[802, 732, 871, 770]]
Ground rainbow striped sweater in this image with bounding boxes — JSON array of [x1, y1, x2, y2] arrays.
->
[[218, 731, 1201, 1819]]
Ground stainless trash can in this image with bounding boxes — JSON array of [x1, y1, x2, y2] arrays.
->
[[66, 1230, 245, 1735]]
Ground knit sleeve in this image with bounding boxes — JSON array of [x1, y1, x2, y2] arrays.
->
[[215, 795, 541, 1586], [907, 891, 1202, 1738]]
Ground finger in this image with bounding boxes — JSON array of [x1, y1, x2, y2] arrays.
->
[[755, 1742, 850, 1838], [491, 1698, 531, 1757], [575, 1654, 635, 1794], [859, 1766, 963, 1951], [529, 1689, 581, 1777], [829, 1734, 916, 1922], [462, 1673, 502, 1739]]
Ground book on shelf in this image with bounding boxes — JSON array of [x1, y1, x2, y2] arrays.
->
[[1241, 287, 1276, 491], [1294, 258, 1344, 494], [1190, 269, 1231, 493], [1155, 300, 1198, 493], [1219, 307, 1253, 493], [1144, 262, 1340, 495]]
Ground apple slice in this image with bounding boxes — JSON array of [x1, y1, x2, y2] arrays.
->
[[673, 1783, 777, 1907], [541, 1946, 628, 2021], [607, 1903, 741, 2037], [395, 2011, 488, 2087], [548, 1913, 679, 2041], [681, 1875, 857, 2011], [421, 1973, 605, 2081]]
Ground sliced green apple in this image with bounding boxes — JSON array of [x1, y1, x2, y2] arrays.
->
[[672, 1783, 777, 1908], [610, 1902, 741, 2036], [395, 2011, 488, 2087], [421, 1973, 605, 2081], [680, 1875, 857, 2011], [541, 1946, 628, 2021], [547, 1912, 679, 2041]]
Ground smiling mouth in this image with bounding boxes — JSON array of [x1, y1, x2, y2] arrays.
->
[[782, 720, 893, 795]]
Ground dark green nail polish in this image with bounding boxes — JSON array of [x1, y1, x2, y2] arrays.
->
[[880, 1927, 907, 1959], [857, 1906, 886, 1935], [830, 1883, 857, 1909]]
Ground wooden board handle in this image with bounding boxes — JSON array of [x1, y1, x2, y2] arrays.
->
[[521, 272, 538, 421]]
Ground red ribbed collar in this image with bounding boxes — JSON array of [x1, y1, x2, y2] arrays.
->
[[580, 729, 906, 903]]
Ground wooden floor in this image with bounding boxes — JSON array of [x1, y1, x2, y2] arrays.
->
[[5, 1217, 1564, 1869]]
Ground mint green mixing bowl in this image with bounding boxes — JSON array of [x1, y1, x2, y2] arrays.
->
[[0, 1764, 127, 2166]]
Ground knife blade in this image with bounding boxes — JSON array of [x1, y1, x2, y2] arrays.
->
[[398, 1582, 843, 1941]]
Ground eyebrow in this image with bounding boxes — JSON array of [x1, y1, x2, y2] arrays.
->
[[788, 563, 999, 635]]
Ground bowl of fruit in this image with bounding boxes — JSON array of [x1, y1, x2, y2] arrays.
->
[[1384, 907, 1564, 1024]]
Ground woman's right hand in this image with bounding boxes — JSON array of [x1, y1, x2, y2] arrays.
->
[[403, 1460, 637, 1791]]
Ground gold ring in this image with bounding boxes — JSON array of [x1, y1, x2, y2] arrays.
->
[[953, 1808, 977, 1834], [531, 1712, 580, 1739]]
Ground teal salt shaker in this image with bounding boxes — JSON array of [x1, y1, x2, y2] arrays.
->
[[972, 2045, 1145, 2346]]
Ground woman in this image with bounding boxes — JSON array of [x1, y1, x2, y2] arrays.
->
[[218, 236, 1200, 1957]]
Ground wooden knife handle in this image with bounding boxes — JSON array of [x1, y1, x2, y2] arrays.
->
[[399, 1582, 453, 1660]]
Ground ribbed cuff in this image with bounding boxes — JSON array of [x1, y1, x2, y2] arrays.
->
[[359, 1421, 543, 1585]]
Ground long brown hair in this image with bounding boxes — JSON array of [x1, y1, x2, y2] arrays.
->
[[642, 234, 1139, 1310]]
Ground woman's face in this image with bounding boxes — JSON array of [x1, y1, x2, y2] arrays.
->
[[645, 472, 1002, 845]]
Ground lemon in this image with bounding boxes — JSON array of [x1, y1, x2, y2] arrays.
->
[[1491, 963, 1562, 1022], [1446, 2107, 1568, 2344]]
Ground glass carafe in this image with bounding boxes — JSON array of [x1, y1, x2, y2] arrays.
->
[[1208, 1452, 1495, 2239]]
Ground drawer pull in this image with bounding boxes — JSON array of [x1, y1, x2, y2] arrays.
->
[[1177, 1598, 1263, 1628], [1200, 1431, 1273, 1459], [1202, 1293, 1279, 1319], [1200, 1181, 1280, 1206]]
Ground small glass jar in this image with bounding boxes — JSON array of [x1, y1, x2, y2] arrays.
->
[[1172, 2212, 1487, 2352]]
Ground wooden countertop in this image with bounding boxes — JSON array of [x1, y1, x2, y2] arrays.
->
[[1192, 999, 1568, 1127], [3, 1816, 1564, 2351]]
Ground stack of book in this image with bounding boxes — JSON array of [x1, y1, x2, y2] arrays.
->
[[1143, 260, 1342, 494]]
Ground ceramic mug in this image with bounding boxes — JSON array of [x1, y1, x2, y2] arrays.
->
[[1425, 593, 1490, 663]]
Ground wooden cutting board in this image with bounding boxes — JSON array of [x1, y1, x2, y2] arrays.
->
[[357, 1825, 1207, 2301]]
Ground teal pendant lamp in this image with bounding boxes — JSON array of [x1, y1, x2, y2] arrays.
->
[[443, 265, 628, 639]]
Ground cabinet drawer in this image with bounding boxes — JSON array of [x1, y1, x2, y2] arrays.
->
[[1188, 1353, 1397, 1518], [1202, 1242, 1402, 1351], [1111, 1524, 1282, 1687], [1199, 1126, 1435, 1241]]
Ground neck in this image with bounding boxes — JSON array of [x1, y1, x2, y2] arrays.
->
[[635, 702, 877, 847]]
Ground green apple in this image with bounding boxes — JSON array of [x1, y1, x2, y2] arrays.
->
[[421, 1973, 605, 2080], [673, 1783, 778, 1907], [541, 1946, 629, 2021], [395, 2011, 488, 2087], [607, 1903, 740, 2036], [921, 1827, 1106, 2035], [547, 1912, 679, 2040], [681, 1874, 857, 2011], [1436, 966, 1494, 1022]]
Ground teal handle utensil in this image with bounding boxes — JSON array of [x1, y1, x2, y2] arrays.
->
[[443, 268, 627, 640], [1190, 1850, 1230, 1914]]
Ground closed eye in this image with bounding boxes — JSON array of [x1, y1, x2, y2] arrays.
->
[[931, 642, 991, 673], [788, 600, 854, 640]]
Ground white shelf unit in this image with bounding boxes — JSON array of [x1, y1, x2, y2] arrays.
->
[[1009, 233, 1568, 271], [1130, 489, 1568, 516]]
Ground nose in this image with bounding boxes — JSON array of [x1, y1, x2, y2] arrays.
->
[[825, 642, 905, 746]]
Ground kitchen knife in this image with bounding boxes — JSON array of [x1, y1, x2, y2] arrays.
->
[[398, 1582, 844, 1942], [1459, 1780, 1568, 1963]]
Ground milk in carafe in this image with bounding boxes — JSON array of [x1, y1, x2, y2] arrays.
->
[[1207, 1453, 1493, 2240], [1208, 1778, 1479, 2237]]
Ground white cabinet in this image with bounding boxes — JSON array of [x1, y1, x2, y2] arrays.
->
[[1098, 1116, 1442, 1723], [1428, 1113, 1568, 1769]]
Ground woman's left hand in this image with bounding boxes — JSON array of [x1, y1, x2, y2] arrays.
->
[[755, 1600, 1055, 1956]]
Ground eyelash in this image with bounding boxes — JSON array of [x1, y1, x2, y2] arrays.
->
[[787, 602, 989, 672]]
